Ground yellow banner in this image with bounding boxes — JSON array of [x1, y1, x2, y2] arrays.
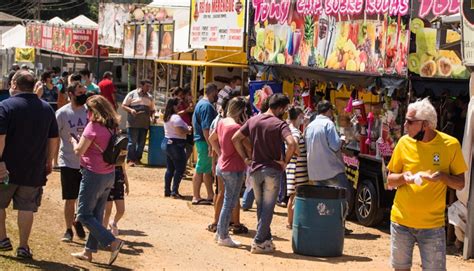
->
[[15, 48, 35, 63]]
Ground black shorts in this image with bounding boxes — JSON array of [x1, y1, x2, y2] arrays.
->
[[108, 167, 125, 201], [60, 167, 82, 200]]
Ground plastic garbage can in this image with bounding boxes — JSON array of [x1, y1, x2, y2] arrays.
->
[[148, 124, 167, 166], [292, 185, 346, 257]]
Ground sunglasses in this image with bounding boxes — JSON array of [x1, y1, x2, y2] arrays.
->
[[405, 119, 423, 125]]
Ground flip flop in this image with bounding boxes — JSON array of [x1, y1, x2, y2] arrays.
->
[[202, 199, 213, 205], [192, 199, 206, 205], [108, 240, 124, 266]]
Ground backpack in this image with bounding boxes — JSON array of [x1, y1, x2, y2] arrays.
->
[[93, 129, 129, 166]]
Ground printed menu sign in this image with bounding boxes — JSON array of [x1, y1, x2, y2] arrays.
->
[[249, 0, 410, 76], [160, 23, 174, 59], [462, 0, 474, 66], [190, 0, 246, 48], [135, 24, 147, 58], [146, 24, 161, 60], [410, 0, 469, 79], [123, 24, 136, 58]]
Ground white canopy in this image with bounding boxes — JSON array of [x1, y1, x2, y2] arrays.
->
[[149, 0, 190, 7], [0, 24, 26, 49], [66, 15, 98, 28], [48, 16, 66, 24]]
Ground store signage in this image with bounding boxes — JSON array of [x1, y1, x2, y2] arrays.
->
[[250, 0, 410, 76], [123, 22, 173, 59], [417, 0, 459, 17], [461, 0, 474, 66], [409, 0, 469, 79], [190, 0, 246, 48], [15, 48, 35, 63], [253, 0, 409, 24], [25, 22, 101, 58]]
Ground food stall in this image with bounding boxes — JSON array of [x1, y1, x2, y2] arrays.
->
[[152, 0, 249, 103], [248, 0, 470, 227]]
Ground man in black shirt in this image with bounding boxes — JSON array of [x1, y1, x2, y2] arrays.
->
[[0, 71, 59, 259]]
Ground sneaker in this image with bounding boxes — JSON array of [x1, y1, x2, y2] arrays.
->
[[217, 237, 241, 248], [109, 222, 119, 236], [61, 229, 74, 242], [74, 221, 86, 240], [16, 247, 33, 259], [250, 240, 275, 254], [265, 239, 276, 250], [0, 238, 13, 251]]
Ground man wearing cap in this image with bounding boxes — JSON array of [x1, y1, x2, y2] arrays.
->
[[305, 100, 353, 213]]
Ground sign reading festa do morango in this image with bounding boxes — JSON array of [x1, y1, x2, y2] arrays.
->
[[190, 0, 246, 48], [250, 0, 411, 76]]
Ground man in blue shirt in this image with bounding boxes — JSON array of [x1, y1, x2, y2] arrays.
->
[[305, 100, 353, 211], [0, 71, 59, 259], [191, 83, 218, 205]]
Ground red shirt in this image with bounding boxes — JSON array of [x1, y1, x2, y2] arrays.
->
[[177, 101, 192, 125], [217, 121, 246, 172], [98, 78, 116, 106]]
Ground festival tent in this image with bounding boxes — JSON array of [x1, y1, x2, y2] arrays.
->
[[0, 24, 25, 49], [66, 15, 98, 28], [48, 16, 66, 25]]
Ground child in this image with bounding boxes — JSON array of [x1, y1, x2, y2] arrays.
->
[[103, 163, 129, 236]]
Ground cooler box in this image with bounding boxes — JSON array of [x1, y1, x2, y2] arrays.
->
[[292, 185, 346, 257], [148, 124, 166, 166]]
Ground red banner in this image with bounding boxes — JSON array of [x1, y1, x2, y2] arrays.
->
[[25, 22, 102, 58]]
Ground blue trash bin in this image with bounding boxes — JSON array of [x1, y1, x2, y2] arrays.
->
[[292, 185, 346, 257], [148, 124, 167, 166]]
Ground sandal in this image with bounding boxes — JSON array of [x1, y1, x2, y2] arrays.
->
[[0, 238, 13, 251], [71, 252, 92, 262], [16, 247, 33, 259], [286, 224, 293, 230], [108, 240, 124, 266], [230, 223, 248, 234], [192, 199, 208, 205], [203, 199, 213, 205], [207, 223, 217, 233]]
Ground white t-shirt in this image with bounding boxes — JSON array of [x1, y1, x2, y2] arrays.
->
[[165, 114, 188, 139]]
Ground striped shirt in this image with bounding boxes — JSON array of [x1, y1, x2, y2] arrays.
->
[[286, 125, 308, 195]]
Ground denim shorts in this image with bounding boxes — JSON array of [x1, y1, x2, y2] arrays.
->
[[390, 222, 446, 270]]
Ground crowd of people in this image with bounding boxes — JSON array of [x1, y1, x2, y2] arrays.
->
[[162, 79, 468, 270], [0, 65, 469, 269], [0, 66, 127, 265]]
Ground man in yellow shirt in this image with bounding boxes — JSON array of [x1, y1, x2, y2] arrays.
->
[[387, 98, 467, 271]]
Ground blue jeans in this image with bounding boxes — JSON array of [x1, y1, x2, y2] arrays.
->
[[217, 171, 245, 239], [127, 128, 148, 162], [390, 222, 446, 270], [250, 168, 282, 244], [242, 187, 254, 209], [76, 169, 116, 253], [278, 172, 288, 204], [165, 139, 187, 195]]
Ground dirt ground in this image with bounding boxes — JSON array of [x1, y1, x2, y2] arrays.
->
[[1, 165, 473, 270]]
